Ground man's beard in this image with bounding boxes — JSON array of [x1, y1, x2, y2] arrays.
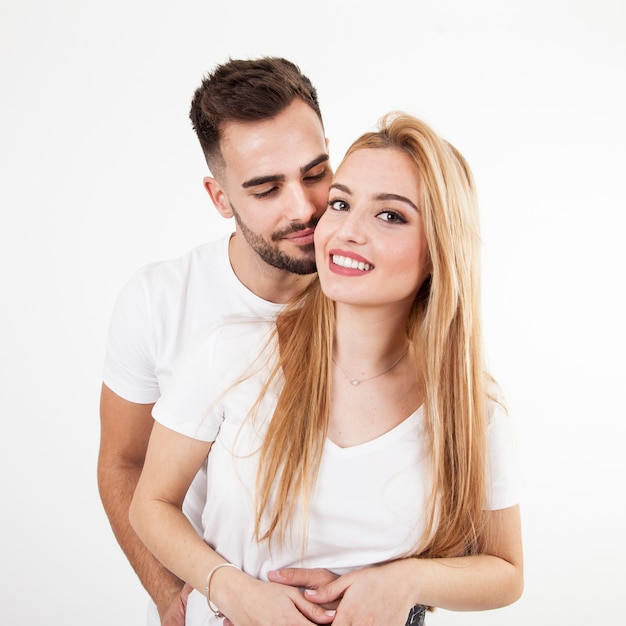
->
[[232, 208, 318, 275]]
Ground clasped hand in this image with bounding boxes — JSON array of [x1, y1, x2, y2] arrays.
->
[[223, 564, 413, 626]]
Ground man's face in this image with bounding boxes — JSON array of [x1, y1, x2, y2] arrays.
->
[[215, 99, 331, 275]]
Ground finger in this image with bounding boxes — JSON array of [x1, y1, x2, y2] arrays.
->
[[304, 577, 349, 605], [291, 593, 336, 624], [268, 567, 338, 589]]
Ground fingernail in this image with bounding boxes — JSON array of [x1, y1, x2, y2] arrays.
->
[[305, 589, 317, 596], [325, 610, 336, 616]]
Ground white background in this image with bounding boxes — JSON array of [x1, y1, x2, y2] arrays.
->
[[1, 0, 625, 624]]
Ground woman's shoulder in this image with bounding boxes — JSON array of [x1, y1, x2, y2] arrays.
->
[[485, 376, 508, 420]]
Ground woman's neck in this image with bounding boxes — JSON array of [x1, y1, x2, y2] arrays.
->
[[328, 302, 420, 447], [332, 302, 411, 368]]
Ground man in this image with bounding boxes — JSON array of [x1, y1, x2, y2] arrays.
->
[[98, 57, 333, 626]]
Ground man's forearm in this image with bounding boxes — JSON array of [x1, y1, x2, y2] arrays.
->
[[98, 463, 184, 614]]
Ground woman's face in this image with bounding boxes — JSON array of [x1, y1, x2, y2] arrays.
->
[[314, 147, 430, 310]]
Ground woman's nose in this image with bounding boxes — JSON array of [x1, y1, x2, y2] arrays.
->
[[336, 210, 366, 244]]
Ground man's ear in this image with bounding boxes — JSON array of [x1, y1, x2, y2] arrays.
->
[[203, 176, 233, 218]]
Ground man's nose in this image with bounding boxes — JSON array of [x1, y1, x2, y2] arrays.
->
[[285, 184, 321, 222]]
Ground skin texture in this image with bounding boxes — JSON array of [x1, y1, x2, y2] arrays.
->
[[203, 99, 331, 303], [97, 98, 331, 623], [128, 147, 523, 625], [97, 389, 185, 620], [315, 147, 430, 312]]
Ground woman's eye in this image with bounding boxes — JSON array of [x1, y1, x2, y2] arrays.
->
[[328, 199, 349, 211], [377, 211, 407, 224]]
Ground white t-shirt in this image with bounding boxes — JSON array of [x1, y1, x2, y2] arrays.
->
[[153, 319, 521, 626], [103, 234, 283, 404], [102, 235, 284, 624]]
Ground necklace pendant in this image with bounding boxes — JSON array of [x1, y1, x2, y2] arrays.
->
[[351, 379, 360, 386]]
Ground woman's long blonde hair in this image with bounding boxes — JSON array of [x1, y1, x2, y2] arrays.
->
[[254, 112, 489, 558]]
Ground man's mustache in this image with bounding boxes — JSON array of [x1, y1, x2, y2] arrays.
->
[[271, 218, 319, 241]]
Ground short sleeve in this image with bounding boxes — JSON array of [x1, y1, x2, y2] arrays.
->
[[102, 271, 161, 404], [484, 399, 522, 510], [151, 332, 224, 442]]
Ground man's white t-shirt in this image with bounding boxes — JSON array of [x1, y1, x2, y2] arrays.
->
[[153, 319, 522, 626], [103, 234, 283, 405], [102, 234, 284, 624]]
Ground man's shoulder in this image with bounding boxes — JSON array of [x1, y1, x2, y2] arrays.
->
[[142, 235, 228, 278], [125, 235, 232, 295]]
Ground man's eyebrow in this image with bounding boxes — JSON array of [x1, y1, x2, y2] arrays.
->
[[242, 154, 330, 189], [330, 183, 418, 212], [300, 154, 330, 175], [242, 173, 285, 189]]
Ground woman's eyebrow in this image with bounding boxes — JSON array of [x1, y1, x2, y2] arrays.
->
[[329, 182, 351, 194], [331, 183, 418, 212], [376, 193, 418, 211]]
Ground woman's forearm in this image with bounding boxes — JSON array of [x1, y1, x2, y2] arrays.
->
[[129, 494, 225, 595], [301, 505, 523, 621], [301, 549, 523, 625], [128, 424, 223, 594], [396, 551, 523, 611], [128, 424, 334, 626], [401, 505, 523, 610]]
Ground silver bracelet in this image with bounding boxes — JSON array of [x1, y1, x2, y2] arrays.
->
[[205, 562, 241, 618]]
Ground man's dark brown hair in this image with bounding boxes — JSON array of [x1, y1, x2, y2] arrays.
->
[[189, 57, 323, 175]]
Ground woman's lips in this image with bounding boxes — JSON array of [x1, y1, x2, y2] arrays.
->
[[328, 249, 373, 274]]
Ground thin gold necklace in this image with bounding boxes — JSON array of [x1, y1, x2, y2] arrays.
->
[[332, 344, 410, 386]]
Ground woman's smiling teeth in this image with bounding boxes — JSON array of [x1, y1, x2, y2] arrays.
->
[[331, 254, 373, 271]]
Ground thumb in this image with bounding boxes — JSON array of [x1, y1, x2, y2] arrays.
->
[[268, 567, 339, 590]]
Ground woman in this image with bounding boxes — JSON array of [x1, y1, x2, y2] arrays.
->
[[130, 112, 523, 626]]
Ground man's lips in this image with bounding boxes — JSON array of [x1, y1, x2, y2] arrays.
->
[[283, 228, 316, 245]]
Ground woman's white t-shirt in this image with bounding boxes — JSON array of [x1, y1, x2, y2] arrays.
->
[[153, 318, 521, 626]]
